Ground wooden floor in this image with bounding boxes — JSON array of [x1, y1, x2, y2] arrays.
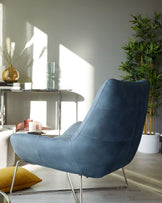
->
[[9, 152, 162, 202]]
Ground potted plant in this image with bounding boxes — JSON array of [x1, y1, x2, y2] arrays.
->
[[0, 36, 34, 82], [120, 12, 162, 153]]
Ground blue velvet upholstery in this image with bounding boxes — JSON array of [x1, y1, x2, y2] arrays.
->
[[11, 79, 150, 178]]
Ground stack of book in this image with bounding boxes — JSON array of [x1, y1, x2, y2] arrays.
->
[[0, 82, 32, 90], [0, 82, 21, 90]]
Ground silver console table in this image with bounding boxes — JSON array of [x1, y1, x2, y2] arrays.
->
[[0, 83, 84, 135]]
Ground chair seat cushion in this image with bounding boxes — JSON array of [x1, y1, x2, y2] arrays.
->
[[0, 167, 42, 193]]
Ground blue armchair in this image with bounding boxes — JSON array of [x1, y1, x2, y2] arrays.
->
[[10, 79, 150, 202]]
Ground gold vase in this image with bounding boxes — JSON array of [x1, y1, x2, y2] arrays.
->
[[2, 64, 19, 82]]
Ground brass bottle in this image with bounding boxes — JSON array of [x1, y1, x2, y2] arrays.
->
[[2, 64, 19, 82]]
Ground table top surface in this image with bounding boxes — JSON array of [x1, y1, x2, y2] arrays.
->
[[0, 82, 84, 101]]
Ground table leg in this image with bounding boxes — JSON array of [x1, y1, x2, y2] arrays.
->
[[58, 90, 61, 136], [0, 90, 5, 128]]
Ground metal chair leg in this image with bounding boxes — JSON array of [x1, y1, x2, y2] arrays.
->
[[10, 161, 127, 203], [80, 175, 83, 203], [10, 160, 23, 194], [67, 173, 79, 203], [67, 174, 83, 203], [122, 167, 128, 188]]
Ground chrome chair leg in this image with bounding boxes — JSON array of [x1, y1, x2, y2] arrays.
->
[[80, 175, 83, 203], [10, 160, 23, 194], [10, 161, 128, 203], [67, 173, 79, 203], [67, 174, 83, 203], [122, 167, 128, 188]]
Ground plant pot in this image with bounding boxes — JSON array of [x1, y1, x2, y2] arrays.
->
[[138, 133, 160, 154]]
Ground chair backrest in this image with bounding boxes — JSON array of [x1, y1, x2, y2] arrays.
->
[[71, 79, 150, 178]]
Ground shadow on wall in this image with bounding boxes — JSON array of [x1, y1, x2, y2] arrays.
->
[[24, 22, 95, 124], [2, 18, 95, 129]]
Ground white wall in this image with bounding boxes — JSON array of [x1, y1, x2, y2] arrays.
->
[[1, 0, 162, 131]]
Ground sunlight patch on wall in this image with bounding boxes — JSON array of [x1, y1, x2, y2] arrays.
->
[[61, 102, 77, 131], [32, 27, 47, 89], [59, 44, 94, 124], [30, 101, 47, 126]]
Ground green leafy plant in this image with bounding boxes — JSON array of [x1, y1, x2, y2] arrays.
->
[[120, 12, 162, 135]]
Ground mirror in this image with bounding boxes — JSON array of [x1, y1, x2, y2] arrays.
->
[[0, 191, 11, 203]]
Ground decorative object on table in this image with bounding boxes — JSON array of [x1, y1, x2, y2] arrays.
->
[[119, 12, 162, 154], [0, 167, 42, 193], [16, 119, 44, 132], [32, 61, 56, 89], [24, 82, 32, 89], [2, 64, 19, 82], [28, 121, 37, 132], [0, 82, 13, 86], [46, 62, 55, 89], [0, 36, 34, 82], [24, 119, 33, 131], [0, 81, 32, 89]]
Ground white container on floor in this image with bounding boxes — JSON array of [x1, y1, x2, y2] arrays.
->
[[138, 133, 160, 154]]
